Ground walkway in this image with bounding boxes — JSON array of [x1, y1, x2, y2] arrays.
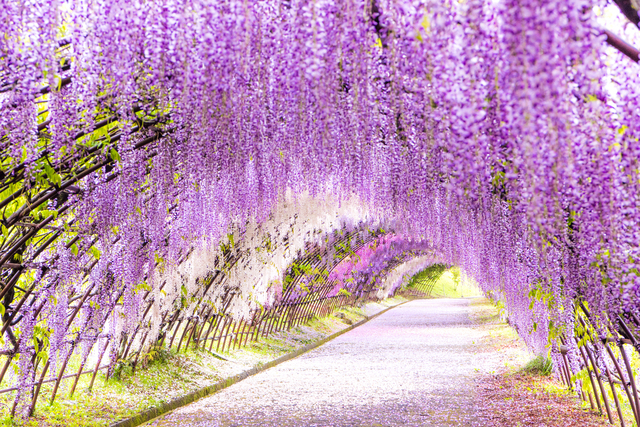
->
[[146, 299, 515, 426]]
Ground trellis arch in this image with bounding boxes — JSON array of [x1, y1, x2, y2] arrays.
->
[[3, 0, 640, 424]]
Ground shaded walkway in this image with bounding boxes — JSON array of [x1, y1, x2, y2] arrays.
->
[[147, 299, 512, 426]]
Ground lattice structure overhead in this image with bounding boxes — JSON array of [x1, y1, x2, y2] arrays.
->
[[2, 0, 640, 422]]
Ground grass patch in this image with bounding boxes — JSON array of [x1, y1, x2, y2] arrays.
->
[[14, 347, 222, 427], [521, 355, 553, 376], [429, 269, 483, 298]]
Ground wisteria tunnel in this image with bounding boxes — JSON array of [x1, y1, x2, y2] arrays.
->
[[2, 0, 640, 425]]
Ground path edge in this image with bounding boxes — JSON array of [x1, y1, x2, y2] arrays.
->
[[109, 299, 412, 427]]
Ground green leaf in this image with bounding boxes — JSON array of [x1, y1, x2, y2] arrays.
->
[[110, 148, 121, 162], [0, 303, 5, 317], [70, 243, 79, 256], [43, 163, 62, 186], [89, 246, 101, 260], [134, 282, 152, 293], [40, 209, 59, 220]]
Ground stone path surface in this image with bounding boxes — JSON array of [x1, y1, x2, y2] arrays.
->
[[146, 298, 519, 427]]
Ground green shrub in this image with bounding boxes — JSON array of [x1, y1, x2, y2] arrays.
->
[[522, 355, 553, 376]]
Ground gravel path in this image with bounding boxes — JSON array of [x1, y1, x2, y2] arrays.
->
[[146, 299, 514, 427]]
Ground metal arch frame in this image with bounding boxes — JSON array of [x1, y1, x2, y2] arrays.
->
[[548, 302, 640, 427]]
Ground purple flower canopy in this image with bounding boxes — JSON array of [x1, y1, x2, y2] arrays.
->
[[1, 0, 639, 418]]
